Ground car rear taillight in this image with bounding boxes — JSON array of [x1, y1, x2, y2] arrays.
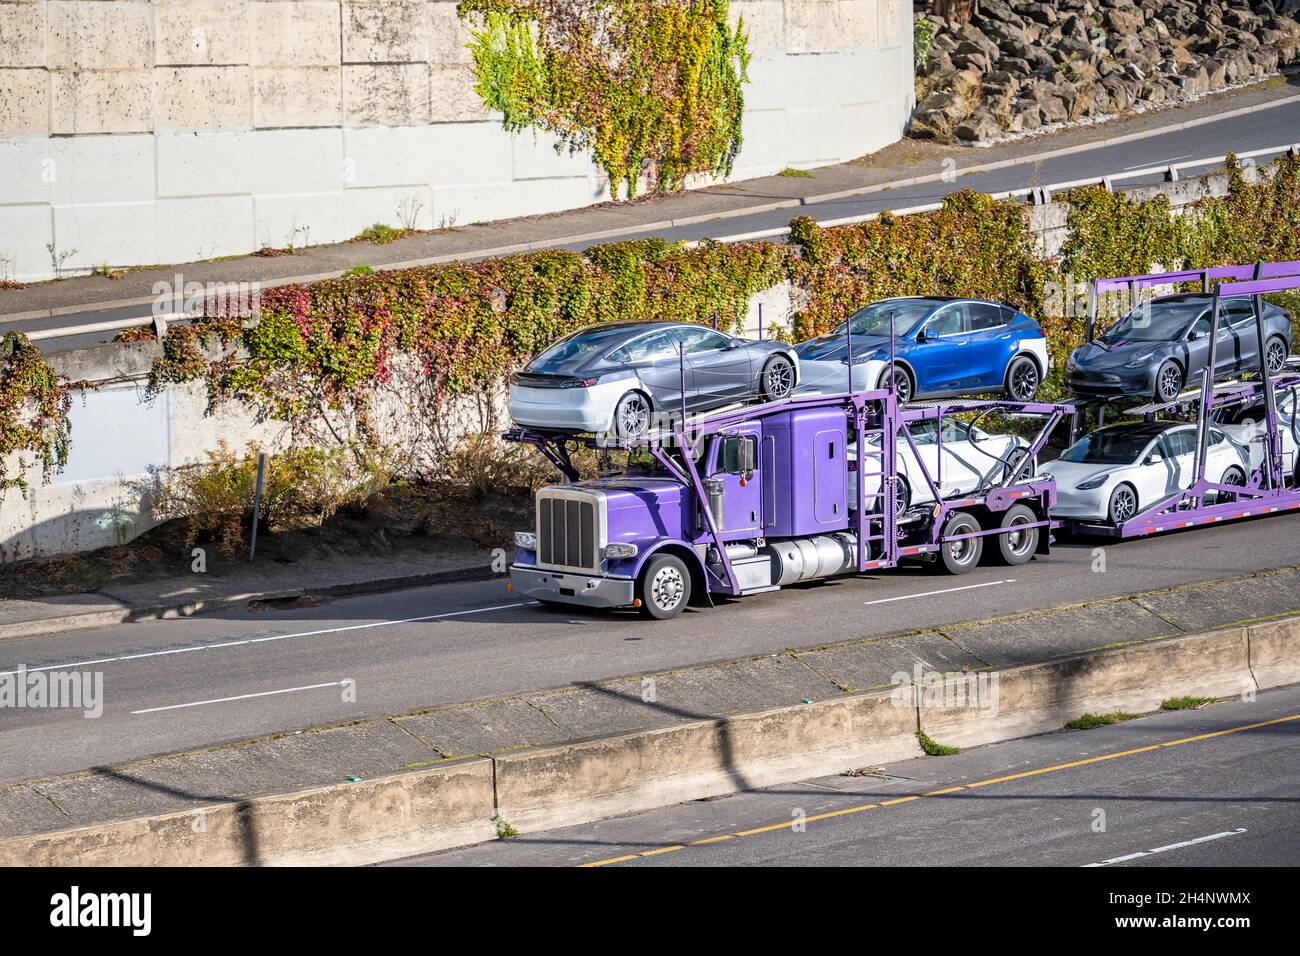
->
[[559, 378, 599, 388]]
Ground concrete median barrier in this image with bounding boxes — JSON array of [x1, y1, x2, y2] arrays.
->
[[1247, 616, 1300, 691], [918, 627, 1256, 750], [492, 690, 923, 834], [0, 757, 495, 867]]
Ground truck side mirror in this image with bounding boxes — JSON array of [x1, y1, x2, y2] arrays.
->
[[738, 438, 756, 475]]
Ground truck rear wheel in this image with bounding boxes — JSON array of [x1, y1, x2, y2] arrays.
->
[[637, 554, 691, 620], [991, 504, 1038, 566], [938, 512, 982, 574]]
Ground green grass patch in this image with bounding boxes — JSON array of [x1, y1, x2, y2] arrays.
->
[[1065, 711, 1141, 731], [1161, 696, 1216, 711], [493, 815, 519, 839], [778, 166, 813, 178], [342, 264, 375, 277], [353, 223, 408, 245], [917, 730, 960, 756]]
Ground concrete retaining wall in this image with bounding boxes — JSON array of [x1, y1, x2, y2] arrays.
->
[[2, 614, 1295, 866], [0, 0, 914, 282]]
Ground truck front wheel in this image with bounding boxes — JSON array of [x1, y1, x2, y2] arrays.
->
[[637, 554, 691, 620]]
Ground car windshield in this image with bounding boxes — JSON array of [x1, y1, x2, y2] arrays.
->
[[1058, 428, 1158, 464], [529, 326, 634, 371], [1100, 300, 1205, 343], [833, 300, 938, 338]]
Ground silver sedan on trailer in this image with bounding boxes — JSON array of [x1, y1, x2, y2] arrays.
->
[[508, 321, 800, 438]]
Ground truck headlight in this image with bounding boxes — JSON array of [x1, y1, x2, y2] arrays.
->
[[1075, 475, 1110, 491], [514, 531, 537, 550], [604, 543, 639, 559]]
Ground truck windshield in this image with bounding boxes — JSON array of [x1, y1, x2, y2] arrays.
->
[[1058, 428, 1160, 464], [833, 300, 938, 338]]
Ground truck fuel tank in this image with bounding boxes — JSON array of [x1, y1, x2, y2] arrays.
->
[[764, 533, 859, 586]]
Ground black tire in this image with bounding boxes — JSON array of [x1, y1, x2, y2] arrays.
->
[[613, 391, 651, 440], [1001, 446, 1032, 485], [878, 363, 914, 407], [1154, 360, 1183, 403], [1107, 482, 1139, 525], [893, 475, 912, 519], [992, 503, 1039, 566], [1265, 336, 1288, 375], [760, 355, 796, 400], [636, 553, 691, 620], [1213, 465, 1246, 504], [937, 511, 982, 575], [1004, 355, 1040, 401]]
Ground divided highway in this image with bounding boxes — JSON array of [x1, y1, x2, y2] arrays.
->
[[399, 684, 1300, 867], [1, 513, 1297, 784]]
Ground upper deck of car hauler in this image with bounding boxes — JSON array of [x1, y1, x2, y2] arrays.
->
[[1071, 262, 1300, 537]]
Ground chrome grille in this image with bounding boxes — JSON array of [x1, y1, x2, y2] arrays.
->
[[536, 491, 602, 572]]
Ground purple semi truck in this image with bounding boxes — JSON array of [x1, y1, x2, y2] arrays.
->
[[506, 387, 1071, 619]]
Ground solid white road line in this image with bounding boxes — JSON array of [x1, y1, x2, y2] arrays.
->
[[863, 579, 1015, 606], [131, 681, 350, 715], [0, 601, 532, 678], [1083, 828, 1248, 867]]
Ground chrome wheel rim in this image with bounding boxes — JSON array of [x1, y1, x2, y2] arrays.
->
[[885, 366, 911, 404], [618, 395, 649, 437], [1111, 487, 1136, 523], [650, 566, 684, 611], [1005, 514, 1034, 556], [1267, 340, 1286, 373], [1158, 366, 1181, 401], [1011, 362, 1038, 399], [765, 359, 794, 398], [1223, 468, 1245, 487], [946, 523, 975, 565]]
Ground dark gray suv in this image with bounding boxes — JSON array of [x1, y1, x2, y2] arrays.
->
[[1066, 293, 1293, 402]]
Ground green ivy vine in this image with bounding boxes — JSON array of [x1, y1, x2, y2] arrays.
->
[[0, 332, 74, 496], [457, 0, 750, 198]]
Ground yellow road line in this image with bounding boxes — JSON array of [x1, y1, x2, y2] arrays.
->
[[579, 711, 1300, 868]]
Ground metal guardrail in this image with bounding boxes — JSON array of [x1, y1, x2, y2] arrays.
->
[[22, 143, 1300, 345]]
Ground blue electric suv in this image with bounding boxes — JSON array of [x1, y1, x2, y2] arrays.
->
[[794, 297, 1050, 404]]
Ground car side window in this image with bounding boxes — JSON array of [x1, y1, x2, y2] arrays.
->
[[1154, 433, 1179, 460], [1189, 315, 1212, 338], [968, 303, 1006, 332], [1171, 430, 1197, 457], [676, 327, 731, 354], [611, 331, 678, 365], [926, 305, 966, 337], [1225, 301, 1256, 327]]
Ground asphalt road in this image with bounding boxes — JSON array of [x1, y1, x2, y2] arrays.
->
[[15, 92, 1300, 353], [398, 684, 1300, 867], [1, 512, 1297, 783]]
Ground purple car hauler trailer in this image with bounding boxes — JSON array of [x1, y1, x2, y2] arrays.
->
[[1071, 262, 1300, 538], [505, 386, 1072, 619]]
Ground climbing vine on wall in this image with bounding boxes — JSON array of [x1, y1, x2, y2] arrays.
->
[[0, 333, 74, 496], [457, 0, 750, 198]]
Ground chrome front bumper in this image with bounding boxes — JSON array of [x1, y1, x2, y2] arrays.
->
[[510, 565, 636, 609]]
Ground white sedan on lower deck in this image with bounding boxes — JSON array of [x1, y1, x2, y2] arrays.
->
[[850, 418, 1034, 515], [1042, 421, 1252, 524]]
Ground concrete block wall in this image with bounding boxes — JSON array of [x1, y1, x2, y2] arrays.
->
[[0, 0, 915, 281]]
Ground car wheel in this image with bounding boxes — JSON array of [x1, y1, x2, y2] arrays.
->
[[636, 554, 691, 620], [613, 391, 651, 440], [1001, 446, 1032, 484], [937, 511, 982, 574], [1213, 465, 1246, 504], [878, 364, 914, 407], [1107, 483, 1139, 525], [891, 475, 912, 519], [1154, 361, 1183, 403], [1265, 336, 1288, 375], [1005, 355, 1040, 401], [760, 355, 796, 400], [992, 503, 1039, 566]]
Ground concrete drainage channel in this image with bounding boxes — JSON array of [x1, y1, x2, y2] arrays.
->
[[4, 611, 1298, 867]]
